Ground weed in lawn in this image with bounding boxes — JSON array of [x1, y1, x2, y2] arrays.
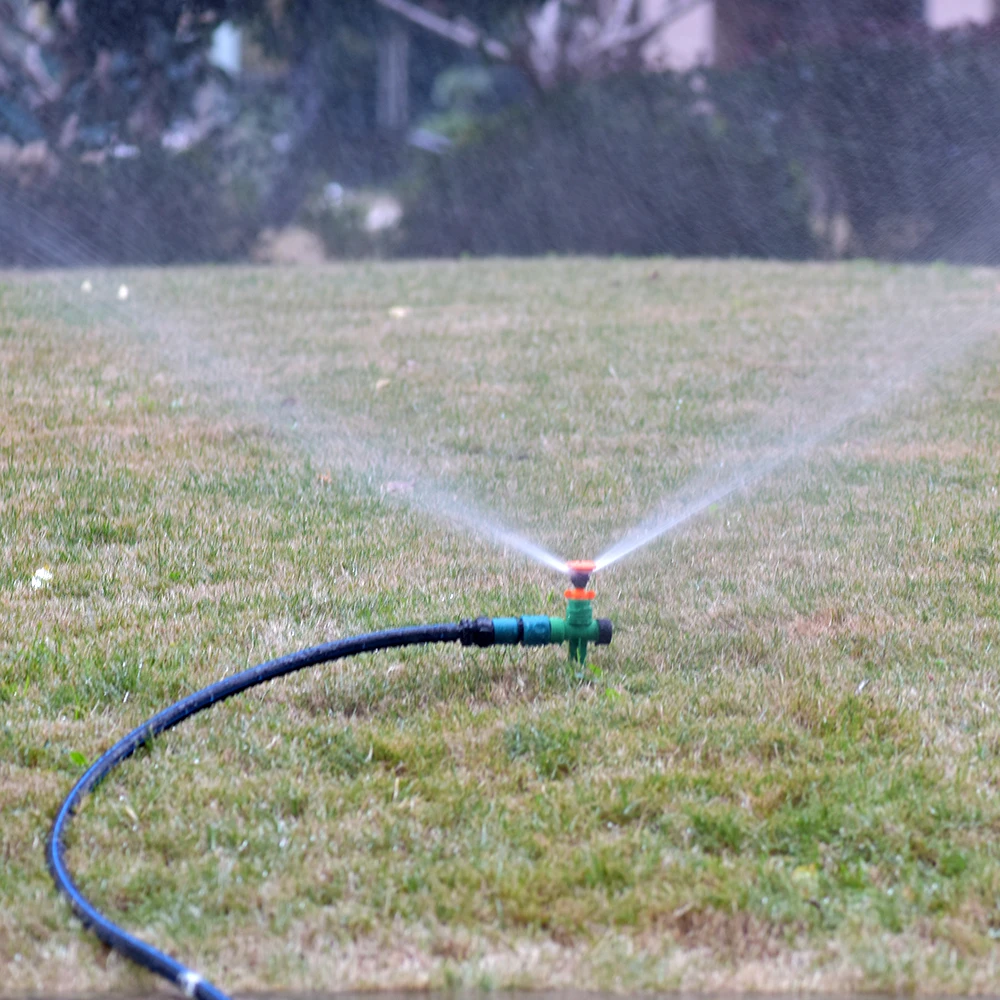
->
[[504, 717, 585, 779]]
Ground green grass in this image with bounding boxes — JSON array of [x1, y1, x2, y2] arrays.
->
[[3, 258, 1000, 994]]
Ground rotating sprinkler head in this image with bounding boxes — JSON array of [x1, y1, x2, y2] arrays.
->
[[561, 559, 606, 666], [567, 559, 596, 589]]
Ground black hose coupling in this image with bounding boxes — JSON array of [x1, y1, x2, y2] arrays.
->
[[459, 616, 496, 647]]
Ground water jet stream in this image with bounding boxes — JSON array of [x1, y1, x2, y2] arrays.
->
[[18, 272, 571, 577], [596, 296, 1000, 572]]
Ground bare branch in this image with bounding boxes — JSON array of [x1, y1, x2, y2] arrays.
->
[[374, 0, 711, 93], [526, 0, 565, 88], [24, 43, 60, 100], [598, 0, 637, 45], [590, 16, 661, 53], [373, 0, 511, 61]]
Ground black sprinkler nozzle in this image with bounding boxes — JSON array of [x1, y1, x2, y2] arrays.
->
[[567, 559, 596, 589]]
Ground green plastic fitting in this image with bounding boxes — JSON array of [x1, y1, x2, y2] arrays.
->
[[487, 599, 612, 665], [459, 562, 611, 664]]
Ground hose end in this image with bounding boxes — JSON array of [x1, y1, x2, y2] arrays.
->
[[596, 618, 613, 645]]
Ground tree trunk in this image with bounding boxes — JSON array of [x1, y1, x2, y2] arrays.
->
[[377, 16, 410, 132]]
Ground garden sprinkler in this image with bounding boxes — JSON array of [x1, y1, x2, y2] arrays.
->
[[561, 559, 610, 665], [48, 560, 612, 1000], [459, 559, 611, 666]]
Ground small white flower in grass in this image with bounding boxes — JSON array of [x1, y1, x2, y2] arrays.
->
[[388, 305, 410, 318], [117, 284, 129, 301], [30, 566, 53, 590], [80, 279, 93, 294]]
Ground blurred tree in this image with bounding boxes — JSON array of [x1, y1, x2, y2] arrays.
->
[[0, 0, 244, 157], [1, 0, 717, 249], [239, 1, 542, 226], [374, 0, 709, 91], [0, 0, 256, 263], [240, 1, 381, 224]]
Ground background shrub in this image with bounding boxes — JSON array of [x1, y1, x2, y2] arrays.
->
[[787, 29, 1000, 262], [0, 150, 249, 267], [402, 26, 1000, 264], [401, 72, 815, 259]]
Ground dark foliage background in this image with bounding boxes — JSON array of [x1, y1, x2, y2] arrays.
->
[[402, 26, 1000, 263], [401, 71, 814, 259], [791, 29, 1000, 262], [2, 1, 1000, 265]]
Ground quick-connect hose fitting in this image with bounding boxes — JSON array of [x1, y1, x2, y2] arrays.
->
[[458, 615, 564, 648], [459, 616, 496, 647]]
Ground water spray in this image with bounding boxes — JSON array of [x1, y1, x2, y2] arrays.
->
[[48, 563, 611, 1000]]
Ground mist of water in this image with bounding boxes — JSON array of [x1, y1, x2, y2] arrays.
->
[[595, 422, 832, 571], [24, 272, 572, 577], [595, 289, 1000, 572], [407, 484, 569, 574], [18, 265, 998, 586]]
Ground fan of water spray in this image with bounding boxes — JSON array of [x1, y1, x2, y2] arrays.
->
[[403, 482, 569, 574], [21, 271, 574, 579], [591, 287, 1000, 575], [19, 264, 999, 593]]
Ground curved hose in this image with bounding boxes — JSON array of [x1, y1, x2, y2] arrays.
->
[[47, 622, 486, 1000]]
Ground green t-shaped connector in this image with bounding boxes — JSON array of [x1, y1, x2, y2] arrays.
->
[[551, 594, 605, 664], [484, 599, 611, 665]]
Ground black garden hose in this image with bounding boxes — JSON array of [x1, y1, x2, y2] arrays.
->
[[47, 620, 498, 1000]]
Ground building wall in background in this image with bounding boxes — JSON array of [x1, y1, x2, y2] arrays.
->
[[644, 0, 997, 73], [641, 0, 715, 71], [925, 0, 995, 28]]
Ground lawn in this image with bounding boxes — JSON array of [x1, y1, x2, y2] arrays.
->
[[2, 258, 1000, 995]]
